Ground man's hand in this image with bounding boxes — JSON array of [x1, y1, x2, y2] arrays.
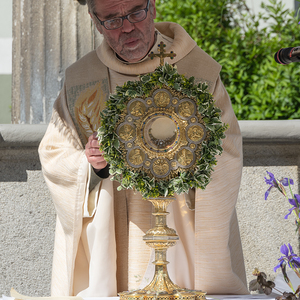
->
[[85, 132, 107, 172]]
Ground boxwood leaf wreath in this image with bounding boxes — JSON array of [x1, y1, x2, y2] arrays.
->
[[97, 63, 227, 199]]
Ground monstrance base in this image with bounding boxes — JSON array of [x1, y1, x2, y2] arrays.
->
[[119, 288, 206, 300], [119, 265, 206, 300], [118, 197, 206, 300]]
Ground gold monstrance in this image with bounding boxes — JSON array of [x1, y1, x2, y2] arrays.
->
[[117, 43, 206, 300], [99, 41, 226, 300]]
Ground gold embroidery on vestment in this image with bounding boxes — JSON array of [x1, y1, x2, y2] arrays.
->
[[74, 82, 106, 144]]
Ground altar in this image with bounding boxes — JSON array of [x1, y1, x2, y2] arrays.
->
[[0, 292, 279, 300]]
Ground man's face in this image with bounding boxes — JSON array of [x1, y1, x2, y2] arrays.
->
[[93, 0, 156, 63]]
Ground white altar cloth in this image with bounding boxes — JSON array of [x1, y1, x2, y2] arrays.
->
[[1, 294, 277, 300]]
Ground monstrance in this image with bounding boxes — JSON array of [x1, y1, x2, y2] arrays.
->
[[98, 42, 227, 300]]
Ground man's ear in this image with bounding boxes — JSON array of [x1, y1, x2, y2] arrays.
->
[[151, 0, 156, 19]]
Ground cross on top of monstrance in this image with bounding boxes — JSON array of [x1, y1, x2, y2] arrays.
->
[[149, 41, 176, 66]]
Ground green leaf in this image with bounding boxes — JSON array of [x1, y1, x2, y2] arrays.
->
[[113, 138, 120, 149]]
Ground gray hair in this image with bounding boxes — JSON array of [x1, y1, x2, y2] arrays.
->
[[77, 0, 154, 17], [76, 0, 96, 12], [85, 0, 96, 13]]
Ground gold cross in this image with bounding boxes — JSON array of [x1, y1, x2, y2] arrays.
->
[[148, 41, 176, 66]]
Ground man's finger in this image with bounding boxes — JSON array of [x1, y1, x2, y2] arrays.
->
[[88, 148, 104, 156], [90, 139, 100, 148]]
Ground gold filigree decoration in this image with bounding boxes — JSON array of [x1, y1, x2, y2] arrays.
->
[[177, 149, 194, 167], [187, 125, 205, 142], [154, 91, 170, 107], [178, 101, 195, 118], [118, 124, 135, 141], [129, 100, 146, 117], [128, 148, 145, 166], [115, 86, 207, 180], [152, 159, 170, 177]]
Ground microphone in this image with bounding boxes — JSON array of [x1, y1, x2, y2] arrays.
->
[[274, 46, 300, 64]]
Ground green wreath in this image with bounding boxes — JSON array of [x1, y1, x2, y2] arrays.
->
[[97, 63, 227, 199]]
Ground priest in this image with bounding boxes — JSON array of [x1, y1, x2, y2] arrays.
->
[[39, 0, 249, 296]]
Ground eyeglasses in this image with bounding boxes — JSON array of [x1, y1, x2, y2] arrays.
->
[[93, 0, 150, 30]]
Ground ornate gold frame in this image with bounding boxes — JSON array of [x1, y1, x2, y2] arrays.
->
[[117, 87, 207, 300], [116, 87, 207, 181]]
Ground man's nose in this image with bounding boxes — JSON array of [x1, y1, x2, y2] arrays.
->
[[121, 18, 135, 33]]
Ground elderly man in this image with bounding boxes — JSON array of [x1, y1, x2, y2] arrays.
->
[[39, 0, 248, 297]]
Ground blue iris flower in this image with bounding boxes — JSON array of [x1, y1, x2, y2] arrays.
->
[[274, 244, 300, 272], [285, 194, 300, 219], [264, 171, 293, 200]]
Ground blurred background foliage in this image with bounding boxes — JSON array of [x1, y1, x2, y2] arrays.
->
[[155, 0, 300, 120]]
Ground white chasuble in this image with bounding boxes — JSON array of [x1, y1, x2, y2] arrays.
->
[[39, 22, 249, 297]]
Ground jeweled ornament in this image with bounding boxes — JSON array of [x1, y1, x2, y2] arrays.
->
[[98, 55, 227, 300]]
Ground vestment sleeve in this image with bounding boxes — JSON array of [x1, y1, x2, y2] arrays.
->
[[38, 83, 89, 296], [194, 76, 248, 294]]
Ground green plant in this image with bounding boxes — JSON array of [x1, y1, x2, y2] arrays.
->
[[249, 172, 300, 300], [98, 63, 227, 198], [156, 0, 300, 120]]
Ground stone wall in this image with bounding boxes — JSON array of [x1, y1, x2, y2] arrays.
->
[[0, 121, 299, 296], [237, 120, 300, 289], [0, 124, 54, 296], [12, 0, 102, 124]]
